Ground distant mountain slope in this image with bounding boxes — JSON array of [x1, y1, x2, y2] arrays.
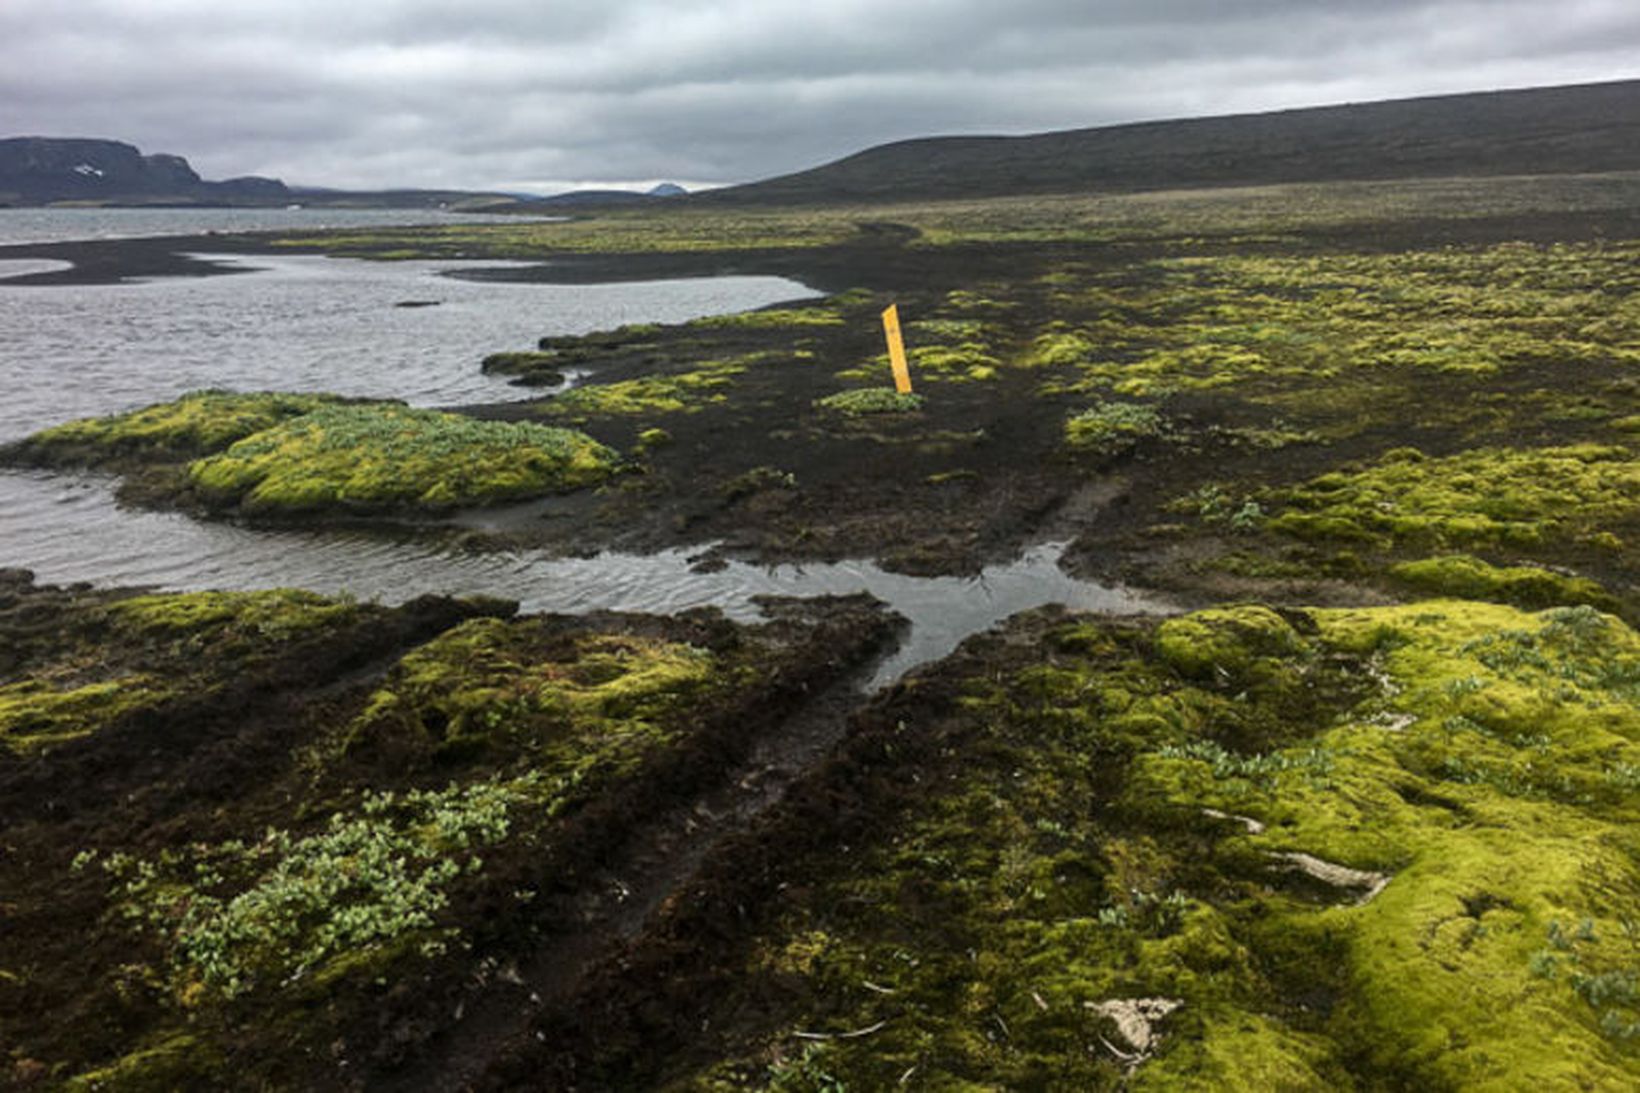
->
[[0, 137, 289, 205], [526, 182, 689, 207], [708, 79, 1640, 205]]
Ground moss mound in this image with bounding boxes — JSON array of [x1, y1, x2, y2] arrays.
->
[[480, 350, 566, 387], [344, 616, 719, 769], [11, 390, 342, 463], [187, 403, 618, 513], [1391, 554, 1620, 612], [109, 588, 361, 639]]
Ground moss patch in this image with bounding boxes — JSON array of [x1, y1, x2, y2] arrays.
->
[[344, 616, 719, 772], [542, 359, 746, 419], [1047, 243, 1640, 401], [109, 588, 362, 641], [481, 351, 567, 386], [631, 600, 1640, 1090], [1262, 445, 1638, 549], [0, 676, 173, 753], [690, 306, 844, 329]]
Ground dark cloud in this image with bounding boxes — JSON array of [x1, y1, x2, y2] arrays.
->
[[1, 0, 1635, 192]]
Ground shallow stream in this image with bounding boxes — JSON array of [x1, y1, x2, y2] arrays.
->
[[0, 471, 1163, 689]]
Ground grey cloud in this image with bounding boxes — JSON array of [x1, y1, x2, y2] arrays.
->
[[1, 0, 1635, 193]]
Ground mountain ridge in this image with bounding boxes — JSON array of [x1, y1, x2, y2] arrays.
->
[[0, 137, 291, 206], [704, 78, 1640, 204]]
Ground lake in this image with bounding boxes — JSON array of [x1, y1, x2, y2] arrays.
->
[[0, 206, 564, 247], [0, 211, 1165, 688]]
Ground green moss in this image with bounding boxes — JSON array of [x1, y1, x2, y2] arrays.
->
[[1133, 601, 1640, 1088], [1042, 242, 1640, 404], [635, 427, 673, 451], [720, 466, 797, 501], [814, 387, 925, 417], [543, 360, 745, 418], [900, 342, 1001, 383], [1391, 555, 1619, 612], [670, 600, 1640, 1089], [1153, 606, 1306, 682], [65, 1033, 216, 1091], [1023, 329, 1099, 368], [345, 617, 717, 772], [480, 351, 566, 385], [482, 350, 560, 372], [909, 317, 989, 341], [1131, 1011, 1343, 1091], [0, 676, 172, 753], [108, 589, 360, 640], [20, 390, 341, 462], [187, 403, 617, 513], [690, 306, 844, 329], [1263, 445, 1638, 549], [943, 289, 1015, 312]]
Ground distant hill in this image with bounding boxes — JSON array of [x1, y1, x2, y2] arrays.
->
[[526, 182, 689, 208], [707, 79, 1640, 205], [0, 137, 290, 206]]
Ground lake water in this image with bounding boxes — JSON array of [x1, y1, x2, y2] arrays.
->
[[0, 251, 815, 442], [0, 214, 1167, 687], [0, 206, 563, 247]]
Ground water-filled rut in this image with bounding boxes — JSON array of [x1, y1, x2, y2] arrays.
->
[[0, 470, 1166, 689]]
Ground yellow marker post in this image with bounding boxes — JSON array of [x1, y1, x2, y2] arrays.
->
[[882, 304, 913, 394]]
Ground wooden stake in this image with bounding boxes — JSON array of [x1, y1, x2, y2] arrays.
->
[[882, 304, 912, 393]]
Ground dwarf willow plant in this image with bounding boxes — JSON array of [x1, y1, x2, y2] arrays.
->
[[1064, 400, 1164, 455], [814, 388, 924, 416], [89, 776, 537, 999]]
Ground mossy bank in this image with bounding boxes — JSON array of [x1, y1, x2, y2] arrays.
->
[[494, 599, 1640, 1090], [0, 570, 898, 1088], [4, 391, 620, 517]]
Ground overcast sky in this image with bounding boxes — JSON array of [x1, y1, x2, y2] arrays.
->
[[2, 0, 1636, 194]]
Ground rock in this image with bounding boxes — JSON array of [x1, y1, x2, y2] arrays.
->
[[1086, 997, 1182, 1067]]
